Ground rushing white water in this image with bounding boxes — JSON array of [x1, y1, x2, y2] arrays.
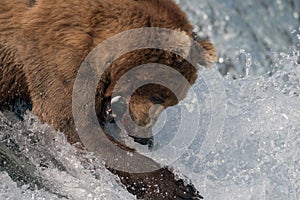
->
[[178, 0, 299, 77], [1, 1, 299, 200]]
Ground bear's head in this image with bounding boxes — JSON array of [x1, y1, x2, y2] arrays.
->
[[96, 36, 216, 147]]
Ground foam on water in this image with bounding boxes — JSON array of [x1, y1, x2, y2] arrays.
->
[[177, 0, 299, 77], [175, 58, 300, 200], [0, 112, 135, 200]]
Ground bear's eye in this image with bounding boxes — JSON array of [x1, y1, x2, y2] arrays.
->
[[150, 95, 165, 104]]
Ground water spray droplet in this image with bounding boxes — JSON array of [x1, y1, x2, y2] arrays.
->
[[240, 49, 252, 76]]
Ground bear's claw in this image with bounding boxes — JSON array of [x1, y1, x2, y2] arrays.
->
[[175, 180, 203, 199]]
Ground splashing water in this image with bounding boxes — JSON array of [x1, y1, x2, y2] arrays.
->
[[0, 111, 135, 200], [178, 0, 299, 77], [1, 1, 300, 200], [177, 59, 300, 200]]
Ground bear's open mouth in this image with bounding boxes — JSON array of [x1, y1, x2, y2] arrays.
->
[[99, 97, 153, 148]]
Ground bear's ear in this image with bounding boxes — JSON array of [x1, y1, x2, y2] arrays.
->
[[192, 32, 217, 67], [198, 39, 217, 64]]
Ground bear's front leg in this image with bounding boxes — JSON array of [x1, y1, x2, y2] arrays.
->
[[111, 167, 203, 200]]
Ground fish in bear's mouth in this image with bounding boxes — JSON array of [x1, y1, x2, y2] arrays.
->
[[99, 96, 154, 148]]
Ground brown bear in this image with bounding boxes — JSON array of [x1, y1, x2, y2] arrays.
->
[[0, 0, 216, 199]]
